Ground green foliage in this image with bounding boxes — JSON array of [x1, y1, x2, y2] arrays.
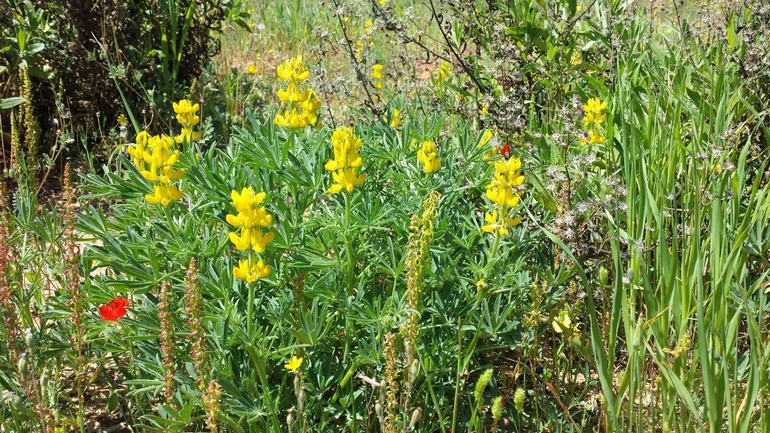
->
[[2, 1, 770, 432]]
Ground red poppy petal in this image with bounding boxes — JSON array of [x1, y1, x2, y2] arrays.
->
[[108, 297, 130, 309], [100, 297, 129, 321], [99, 305, 121, 321]]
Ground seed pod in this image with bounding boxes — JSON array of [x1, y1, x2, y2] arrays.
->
[[24, 329, 36, 351], [408, 407, 422, 430], [17, 354, 29, 376]]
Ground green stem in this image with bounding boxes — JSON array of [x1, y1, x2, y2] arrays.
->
[[451, 317, 464, 433], [247, 253, 255, 338], [343, 192, 357, 433], [344, 191, 354, 297], [486, 231, 501, 271]]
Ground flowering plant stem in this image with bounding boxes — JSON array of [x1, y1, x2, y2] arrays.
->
[[342, 191, 359, 433], [247, 253, 256, 337], [344, 191, 355, 297]]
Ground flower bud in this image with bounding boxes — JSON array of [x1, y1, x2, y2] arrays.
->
[[10, 395, 24, 413], [408, 359, 419, 386], [598, 266, 609, 285], [40, 371, 49, 396], [409, 407, 422, 430], [24, 329, 36, 351], [17, 354, 29, 376]]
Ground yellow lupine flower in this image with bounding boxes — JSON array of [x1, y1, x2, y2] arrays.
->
[[144, 184, 183, 206], [173, 99, 201, 128], [582, 97, 607, 127], [486, 158, 525, 207], [417, 140, 441, 173], [276, 56, 310, 82], [371, 63, 384, 89], [389, 108, 403, 129], [325, 127, 366, 193], [233, 258, 271, 283]]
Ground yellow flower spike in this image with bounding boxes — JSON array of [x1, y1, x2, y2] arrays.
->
[[417, 140, 441, 173], [371, 63, 384, 89], [284, 355, 303, 373], [326, 127, 366, 194]]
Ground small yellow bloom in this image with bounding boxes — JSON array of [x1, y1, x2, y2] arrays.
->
[[284, 355, 303, 373], [233, 258, 271, 283], [582, 97, 607, 127], [144, 184, 183, 206], [371, 63, 384, 79], [417, 140, 441, 173], [117, 114, 128, 126], [246, 63, 259, 75], [389, 108, 404, 129], [276, 55, 310, 82]]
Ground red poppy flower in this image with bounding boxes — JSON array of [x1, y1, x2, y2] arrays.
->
[[500, 143, 511, 159], [100, 297, 130, 321]]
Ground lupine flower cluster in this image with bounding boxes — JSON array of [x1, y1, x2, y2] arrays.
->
[[416, 140, 441, 173], [173, 99, 203, 144], [482, 157, 525, 235], [325, 126, 366, 194], [389, 108, 403, 129], [274, 56, 321, 128], [579, 97, 608, 146], [126, 99, 202, 206], [226, 187, 273, 282]]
